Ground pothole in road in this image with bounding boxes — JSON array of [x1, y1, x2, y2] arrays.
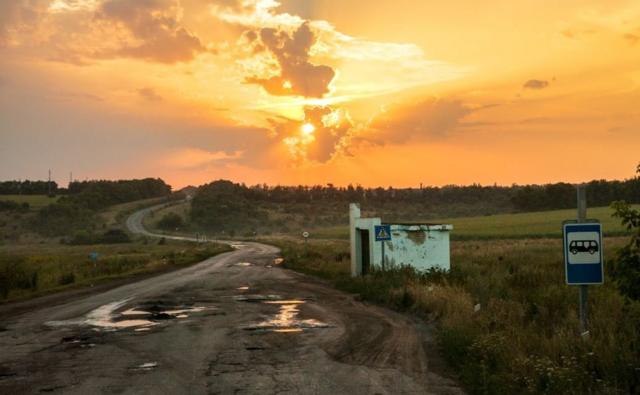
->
[[242, 299, 332, 334]]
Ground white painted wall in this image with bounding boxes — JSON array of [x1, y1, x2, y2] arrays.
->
[[349, 203, 452, 275], [383, 225, 452, 272]]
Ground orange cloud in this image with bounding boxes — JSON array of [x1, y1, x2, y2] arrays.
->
[[245, 22, 335, 98]]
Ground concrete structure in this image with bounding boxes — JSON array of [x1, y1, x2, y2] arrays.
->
[[349, 203, 453, 277]]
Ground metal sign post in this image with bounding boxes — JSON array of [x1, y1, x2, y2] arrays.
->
[[374, 225, 391, 271], [563, 185, 604, 335], [577, 185, 588, 333]]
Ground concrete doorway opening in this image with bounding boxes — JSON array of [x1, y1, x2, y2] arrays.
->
[[359, 229, 370, 275]]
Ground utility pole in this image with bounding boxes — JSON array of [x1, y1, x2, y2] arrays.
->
[[48, 169, 52, 197], [577, 184, 588, 334]]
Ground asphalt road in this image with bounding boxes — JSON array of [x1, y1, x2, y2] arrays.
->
[[0, 204, 462, 394]]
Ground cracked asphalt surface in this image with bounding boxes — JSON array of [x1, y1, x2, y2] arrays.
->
[[0, 204, 463, 394]]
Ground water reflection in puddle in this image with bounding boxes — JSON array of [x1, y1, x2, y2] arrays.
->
[[46, 299, 210, 331], [234, 294, 282, 302], [235, 262, 252, 267], [130, 362, 158, 371], [243, 299, 331, 333], [237, 286, 250, 291]]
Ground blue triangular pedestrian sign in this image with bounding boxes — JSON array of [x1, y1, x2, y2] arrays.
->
[[375, 225, 391, 241]]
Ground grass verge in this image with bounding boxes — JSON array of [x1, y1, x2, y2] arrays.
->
[[0, 240, 232, 302], [274, 237, 640, 394]]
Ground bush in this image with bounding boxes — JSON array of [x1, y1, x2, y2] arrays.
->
[[611, 200, 640, 300], [68, 231, 96, 245], [0, 200, 29, 212], [58, 272, 75, 285], [157, 212, 184, 230], [100, 229, 131, 244]]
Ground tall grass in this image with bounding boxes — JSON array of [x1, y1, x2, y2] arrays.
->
[[277, 238, 640, 394]]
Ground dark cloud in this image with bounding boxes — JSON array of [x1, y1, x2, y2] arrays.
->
[[304, 107, 351, 162], [137, 87, 163, 102], [268, 106, 352, 163], [523, 79, 549, 90], [624, 33, 639, 46], [366, 99, 472, 144], [246, 22, 335, 98], [97, 0, 205, 63]]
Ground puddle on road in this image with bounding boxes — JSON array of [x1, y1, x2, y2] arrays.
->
[[234, 294, 282, 303], [242, 299, 331, 334], [231, 244, 246, 249], [235, 262, 252, 267], [130, 362, 158, 371], [47, 299, 211, 331], [236, 286, 250, 291]]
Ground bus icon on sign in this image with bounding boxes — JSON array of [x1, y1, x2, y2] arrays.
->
[[569, 240, 599, 255]]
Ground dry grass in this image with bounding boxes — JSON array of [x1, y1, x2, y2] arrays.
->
[[275, 237, 640, 394]]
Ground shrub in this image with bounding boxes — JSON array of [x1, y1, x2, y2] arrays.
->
[[100, 229, 131, 244], [157, 212, 184, 230], [610, 198, 640, 300], [58, 272, 75, 285]]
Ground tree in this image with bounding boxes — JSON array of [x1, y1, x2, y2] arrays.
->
[[611, 164, 640, 300]]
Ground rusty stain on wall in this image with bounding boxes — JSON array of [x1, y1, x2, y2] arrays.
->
[[406, 231, 426, 245]]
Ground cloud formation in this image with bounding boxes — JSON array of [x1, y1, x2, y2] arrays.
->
[[245, 22, 335, 98], [96, 0, 205, 63], [366, 99, 472, 144], [137, 87, 163, 102], [270, 106, 353, 163], [523, 79, 549, 90]]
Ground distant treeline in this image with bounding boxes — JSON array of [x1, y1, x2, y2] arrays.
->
[[512, 179, 640, 211], [65, 179, 171, 210], [195, 177, 640, 213], [34, 178, 172, 236], [0, 180, 58, 195]]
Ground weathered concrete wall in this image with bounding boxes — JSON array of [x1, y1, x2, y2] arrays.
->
[[382, 225, 452, 272], [350, 203, 452, 275]]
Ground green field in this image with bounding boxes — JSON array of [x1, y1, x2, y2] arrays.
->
[[309, 205, 635, 240], [0, 194, 60, 210]]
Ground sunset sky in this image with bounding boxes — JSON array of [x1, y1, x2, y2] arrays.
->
[[1, 0, 639, 189]]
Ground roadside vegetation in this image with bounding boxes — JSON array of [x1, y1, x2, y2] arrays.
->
[[276, 236, 639, 394], [0, 240, 231, 302], [0, 178, 233, 303]]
